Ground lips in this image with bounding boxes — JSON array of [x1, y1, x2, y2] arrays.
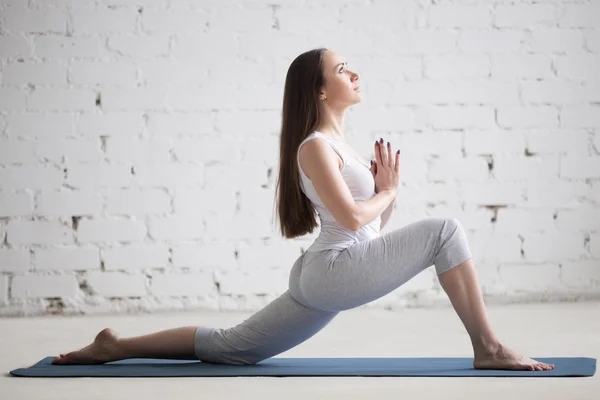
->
[[353, 86, 360, 91]]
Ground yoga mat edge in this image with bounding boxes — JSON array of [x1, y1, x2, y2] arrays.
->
[[9, 357, 596, 378]]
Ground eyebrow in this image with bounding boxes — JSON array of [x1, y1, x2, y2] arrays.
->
[[334, 62, 347, 70]]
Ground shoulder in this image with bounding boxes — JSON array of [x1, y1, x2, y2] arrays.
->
[[298, 136, 343, 179]]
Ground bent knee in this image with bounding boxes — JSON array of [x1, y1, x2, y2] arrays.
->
[[445, 217, 464, 231], [432, 216, 463, 230]]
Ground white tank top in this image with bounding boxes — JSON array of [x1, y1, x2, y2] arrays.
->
[[297, 131, 381, 252]]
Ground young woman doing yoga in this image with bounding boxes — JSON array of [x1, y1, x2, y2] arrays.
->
[[52, 48, 554, 371]]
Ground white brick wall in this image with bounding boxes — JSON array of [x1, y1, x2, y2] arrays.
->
[[0, 0, 599, 317]]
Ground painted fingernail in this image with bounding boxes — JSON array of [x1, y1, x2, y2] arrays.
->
[[370, 160, 373, 165], [387, 142, 390, 147], [375, 140, 378, 145], [379, 138, 383, 144], [397, 150, 400, 154]]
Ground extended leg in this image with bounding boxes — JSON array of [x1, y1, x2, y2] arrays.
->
[[52, 326, 200, 364], [53, 251, 337, 366], [194, 290, 338, 365], [52, 290, 337, 365], [117, 326, 199, 360]]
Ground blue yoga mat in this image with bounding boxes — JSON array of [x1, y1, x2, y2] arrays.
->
[[10, 356, 596, 377]]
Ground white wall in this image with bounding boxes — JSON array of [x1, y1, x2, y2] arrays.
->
[[0, 0, 599, 317]]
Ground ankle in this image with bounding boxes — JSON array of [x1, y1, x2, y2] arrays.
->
[[472, 335, 501, 355], [112, 338, 128, 361]]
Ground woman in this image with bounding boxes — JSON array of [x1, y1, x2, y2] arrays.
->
[[53, 48, 554, 371]]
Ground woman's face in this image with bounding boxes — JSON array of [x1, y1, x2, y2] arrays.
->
[[320, 51, 361, 107]]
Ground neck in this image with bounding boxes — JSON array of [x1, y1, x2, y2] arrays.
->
[[315, 105, 347, 142]]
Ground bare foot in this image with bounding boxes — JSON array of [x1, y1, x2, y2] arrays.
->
[[474, 342, 555, 371], [52, 328, 121, 365]]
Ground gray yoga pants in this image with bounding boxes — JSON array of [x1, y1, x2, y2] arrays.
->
[[194, 217, 473, 365]]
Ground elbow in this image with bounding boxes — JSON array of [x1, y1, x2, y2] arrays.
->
[[347, 211, 361, 232], [349, 222, 361, 232]]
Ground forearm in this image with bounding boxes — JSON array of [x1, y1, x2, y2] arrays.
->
[[353, 189, 396, 231], [380, 196, 395, 230]]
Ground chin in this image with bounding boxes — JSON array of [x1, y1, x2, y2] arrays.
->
[[345, 93, 362, 107]]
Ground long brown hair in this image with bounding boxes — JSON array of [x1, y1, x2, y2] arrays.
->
[[273, 48, 328, 238]]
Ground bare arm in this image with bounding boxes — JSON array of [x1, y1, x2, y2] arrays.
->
[[300, 138, 396, 232], [353, 189, 396, 230], [379, 195, 395, 230]]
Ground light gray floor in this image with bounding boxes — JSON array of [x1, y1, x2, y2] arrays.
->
[[2, 301, 599, 400]]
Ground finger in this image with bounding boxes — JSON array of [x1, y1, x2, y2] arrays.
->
[[387, 141, 393, 168], [395, 149, 400, 172], [378, 138, 387, 167], [374, 140, 381, 167]]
